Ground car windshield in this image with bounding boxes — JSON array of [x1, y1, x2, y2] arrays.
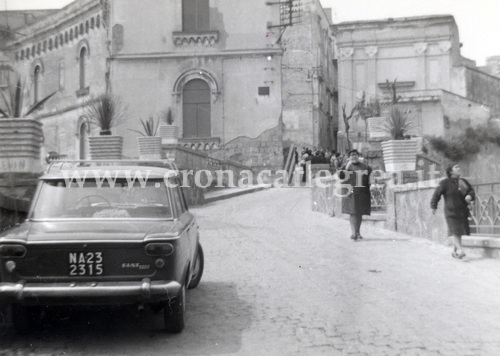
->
[[31, 178, 173, 220]]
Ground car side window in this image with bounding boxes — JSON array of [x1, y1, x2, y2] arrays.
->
[[170, 180, 185, 217]]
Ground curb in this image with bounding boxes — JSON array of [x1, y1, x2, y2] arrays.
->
[[203, 185, 269, 204]]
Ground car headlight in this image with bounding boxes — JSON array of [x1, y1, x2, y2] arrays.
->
[[0, 244, 27, 258]]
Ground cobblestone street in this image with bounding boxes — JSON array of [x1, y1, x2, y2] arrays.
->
[[2, 187, 500, 355], [192, 187, 500, 355]]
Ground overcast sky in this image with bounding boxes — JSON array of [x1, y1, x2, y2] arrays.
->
[[3, 0, 499, 66]]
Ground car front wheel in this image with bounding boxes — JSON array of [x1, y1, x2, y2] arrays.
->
[[164, 285, 185, 333]]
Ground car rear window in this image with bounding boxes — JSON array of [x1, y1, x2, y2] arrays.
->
[[31, 178, 173, 220]]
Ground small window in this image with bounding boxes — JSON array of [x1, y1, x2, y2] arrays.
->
[[20, 50, 25, 60], [96, 15, 100, 28], [182, 0, 209, 32], [80, 23, 84, 35], [258, 86, 270, 96], [48, 39, 53, 50], [34, 66, 41, 102], [85, 21, 89, 33], [90, 17, 95, 29]]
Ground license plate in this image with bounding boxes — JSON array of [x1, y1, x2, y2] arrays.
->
[[68, 252, 104, 276]]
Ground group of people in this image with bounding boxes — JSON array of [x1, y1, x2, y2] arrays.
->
[[338, 149, 474, 259], [296, 147, 347, 182]]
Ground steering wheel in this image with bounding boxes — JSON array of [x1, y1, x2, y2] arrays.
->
[[74, 195, 111, 209]]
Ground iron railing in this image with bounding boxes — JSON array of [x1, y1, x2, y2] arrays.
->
[[469, 182, 500, 236], [370, 183, 387, 211]]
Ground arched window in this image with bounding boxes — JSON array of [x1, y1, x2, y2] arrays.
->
[[34, 65, 41, 102], [183, 79, 211, 138], [48, 39, 53, 50], [79, 46, 87, 89], [85, 21, 89, 33], [96, 15, 100, 28], [20, 50, 24, 60], [90, 17, 95, 29], [79, 121, 89, 159]]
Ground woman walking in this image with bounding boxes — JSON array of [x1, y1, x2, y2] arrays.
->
[[339, 149, 372, 241], [431, 164, 475, 259]]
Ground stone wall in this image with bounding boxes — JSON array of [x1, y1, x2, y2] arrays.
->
[[311, 176, 341, 217], [384, 181, 448, 243], [209, 123, 284, 173]]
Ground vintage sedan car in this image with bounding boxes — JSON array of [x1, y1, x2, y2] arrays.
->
[[0, 161, 203, 333]]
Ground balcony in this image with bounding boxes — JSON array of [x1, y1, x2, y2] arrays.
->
[[178, 137, 221, 151], [172, 31, 219, 47]]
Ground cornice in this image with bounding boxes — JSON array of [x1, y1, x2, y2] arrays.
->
[[109, 48, 284, 61], [336, 35, 452, 49], [6, 0, 102, 48]]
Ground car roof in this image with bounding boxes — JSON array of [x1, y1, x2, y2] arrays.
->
[[42, 161, 179, 180]]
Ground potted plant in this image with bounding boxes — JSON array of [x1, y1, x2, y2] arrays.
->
[[85, 93, 128, 160], [356, 92, 383, 141], [158, 108, 179, 145], [129, 116, 162, 160], [0, 74, 56, 173], [381, 106, 418, 171]]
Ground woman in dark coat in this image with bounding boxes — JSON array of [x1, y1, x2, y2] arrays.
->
[[430, 164, 475, 259], [338, 149, 372, 241]]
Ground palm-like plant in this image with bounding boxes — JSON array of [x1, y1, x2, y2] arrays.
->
[[0, 76, 56, 118], [129, 115, 159, 136], [85, 94, 128, 135], [159, 107, 174, 125], [384, 107, 412, 140]]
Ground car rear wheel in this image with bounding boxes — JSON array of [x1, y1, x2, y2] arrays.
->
[[188, 243, 204, 289], [164, 285, 185, 333], [12, 304, 41, 334]]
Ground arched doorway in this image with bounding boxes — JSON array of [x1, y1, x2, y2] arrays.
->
[[183, 79, 211, 138]]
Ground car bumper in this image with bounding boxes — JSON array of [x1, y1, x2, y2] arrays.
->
[[0, 278, 181, 305]]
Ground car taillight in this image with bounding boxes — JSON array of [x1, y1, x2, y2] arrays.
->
[[145, 243, 174, 256], [0, 244, 27, 258]]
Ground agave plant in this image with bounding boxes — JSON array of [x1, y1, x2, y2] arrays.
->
[[85, 94, 128, 135], [128, 115, 159, 136], [0, 76, 56, 118], [159, 107, 174, 125], [384, 106, 412, 140]]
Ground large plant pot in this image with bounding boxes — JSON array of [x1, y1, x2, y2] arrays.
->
[[381, 139, 418, 172], [159, 124, 179, 145], [137, 136, 162, 160], [0, 118, 43, 173], [89, 135, 123, 160]]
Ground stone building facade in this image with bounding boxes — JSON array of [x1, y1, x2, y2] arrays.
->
[[0, 0, 337, 172], [334, 15, 500, 144]]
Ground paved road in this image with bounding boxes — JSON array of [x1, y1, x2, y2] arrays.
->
[[2, 187, 500, 355]]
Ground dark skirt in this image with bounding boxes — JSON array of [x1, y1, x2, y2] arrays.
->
[[445, 216, 470, 236]]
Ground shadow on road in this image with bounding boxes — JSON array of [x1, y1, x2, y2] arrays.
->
[[0, 281, 252, 355]]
